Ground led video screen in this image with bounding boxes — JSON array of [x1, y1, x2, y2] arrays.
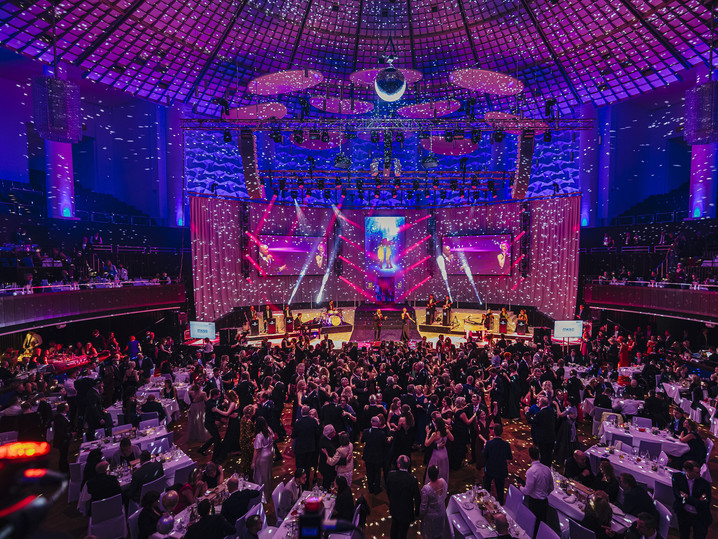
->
[[256, 235, 327, 276], [365, 216, 406, 277], [441, 234, 512, 276]]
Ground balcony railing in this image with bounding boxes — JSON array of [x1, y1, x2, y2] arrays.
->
[[0, 283, 186, 335], [584, 281, 718, 322]]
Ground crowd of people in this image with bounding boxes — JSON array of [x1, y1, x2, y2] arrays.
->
[[0, 316, 715, 538]]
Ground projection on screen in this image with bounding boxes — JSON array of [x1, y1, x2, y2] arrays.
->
[[256, 235, 327, 275], [441, 235, 512, 276], [365, 216, 405, 302]]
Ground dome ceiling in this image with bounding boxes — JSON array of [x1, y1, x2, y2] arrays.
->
[[0, 0, 710, 118]]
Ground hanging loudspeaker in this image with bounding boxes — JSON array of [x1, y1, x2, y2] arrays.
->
[[32, 77, 82, 143]]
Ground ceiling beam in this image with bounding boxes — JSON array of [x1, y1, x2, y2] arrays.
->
[[406, 0, 417, 69], [74, 0, 146, 66], [288, 0, 314, 67], [617, 0, 691, 71], [183, 0, 249, 104], [455, 0, 479, 64], [518, 0, 583, 107], [351, 0, 365, 72]]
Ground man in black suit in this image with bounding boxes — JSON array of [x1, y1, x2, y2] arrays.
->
[[292, 405, 320, 482], [53, 402, 72, 473], [362, 416, 389, 494], [625, 512, 662, 539], [482, 423, 513, 505], [198, 389, 222, 460], [185, 499, 234, 539], [620, 473, 657, 518], [672, 460, 712, 539], [127, 450, 164, 503], [140, 394, 166, 423], [385, 455, 421, 539], [220, 476, 262, 524], [86, 460, 122, 504], [85, 381, 110, 441], [594, 387, 613, 410], [531, 397, 556, 466], [564, 450, 595, 487], [318, 424, 338, 489], [374, 309, 384, 341]]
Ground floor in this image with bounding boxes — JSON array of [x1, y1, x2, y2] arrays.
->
[[34, 400, 718, 539]]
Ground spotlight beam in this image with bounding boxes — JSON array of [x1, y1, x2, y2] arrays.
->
[[398, 214, 430, 233], [339, 275, 374, 300], [396, 235, 431, 260], [245, 253, 266, 277], [397, 275, 431, 302], [338, 235, 363, 251], [253, 194, 277, 235], [337, 255, 365, 274]]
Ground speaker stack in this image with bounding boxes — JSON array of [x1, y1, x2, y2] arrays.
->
[[240, 202, 250, 278], [333, 218, 343, 276], [427, 210, 436, 277], [32, 77, 82, 143], [519, 201, 531, 277], [686, 80, 718, 145], [512, 130, 536, 199]]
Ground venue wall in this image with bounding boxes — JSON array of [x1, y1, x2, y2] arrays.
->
[[190, 195, 580, 322]]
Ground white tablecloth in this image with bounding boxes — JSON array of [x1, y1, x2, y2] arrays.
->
[[78, 426, 169, 461], [78, 448, 192, 514], [274, 490, 337, 539], [446, 491, 531, 539], [662, 382, 689, 404], [584, 446, 673, 495], [600, 423, 689, 457], [107, 398, 180, 424], [548, 472, 636, 534], [139, 382, 191, 405], [618, 366, 643, 378], [583, 398, 643, 417]]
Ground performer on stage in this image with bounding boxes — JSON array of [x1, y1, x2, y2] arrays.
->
[[499, 307, 508, 334], [327, 300, 335, 313], [442, 295, 452, 326], [263, 305, 273, 333], [427, 294, 437, 324], [483, 309, 493, 331], [249, 305, 258, 320], [401, 308, 415, 343], [374, 309, 385, 341], [283, 304, 292, 321]]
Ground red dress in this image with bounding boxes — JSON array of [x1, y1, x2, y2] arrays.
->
[[618, 342, 630, 367]]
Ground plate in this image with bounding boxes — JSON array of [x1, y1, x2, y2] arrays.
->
[[564, 495, 577, 504], [462, 501, 474, 510]]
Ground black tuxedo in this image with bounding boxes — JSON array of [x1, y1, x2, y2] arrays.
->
[[292, 416, 320, 474], [624, 522, 663, 539], [672, 472, 712, 539], [482, 437, 513, 504], [362, 427, 389, 493], [385, 469, 421, 539], [140, 400, 166, 422], [128, 461, 164, 502], [220, 489, 262, 524], [86, 473, 122, 504], [621, 486, 656, 518], [184, 514, 234, 539], [53, 413, 72, 472], [318, 435, 338, 489], [374, 314, 383, 340], [532, 406, 556, 465]]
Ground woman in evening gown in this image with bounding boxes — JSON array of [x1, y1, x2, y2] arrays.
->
[[216, 390, 240, 461], [239, 404, 256, 477], [420, 465, 448, 539], [252, 416, 275, 499], [401, 308, 414, 342], [186, 383, 209, 443], [425, 416, 453, 484]]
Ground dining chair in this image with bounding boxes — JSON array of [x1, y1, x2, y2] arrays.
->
[[568, 518, 597, 539], [88, 494, 127, 539], [536, 521, 560, 539]]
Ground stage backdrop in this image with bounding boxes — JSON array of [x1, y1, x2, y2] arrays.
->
[[190, 195, 580, 322]]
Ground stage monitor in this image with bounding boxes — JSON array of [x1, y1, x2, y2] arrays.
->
[[441, 235, 512, 276], [553, 320, 583, 339], [190, 321, 216, 339], [255, 235, 327, 276]]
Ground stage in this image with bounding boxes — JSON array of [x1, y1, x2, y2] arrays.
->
[[190, 307, 538, 350]]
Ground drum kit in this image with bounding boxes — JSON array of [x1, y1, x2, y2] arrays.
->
[[323, 309, 345, 327]]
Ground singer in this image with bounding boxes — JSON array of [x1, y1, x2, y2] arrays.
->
[[401, 308, 415, 342]]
